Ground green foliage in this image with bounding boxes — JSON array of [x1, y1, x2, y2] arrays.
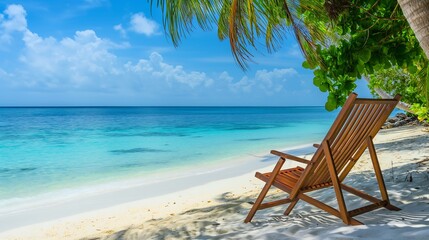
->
[[419, 67, 429, 120], [369, 67, 426, 105], [426, 66, 429, 108], [369, 66, 428, 120], [305, 0, 428, 113], [411, 103, 429, 121]]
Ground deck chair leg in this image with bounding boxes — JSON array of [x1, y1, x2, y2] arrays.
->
[[298, 193, 363, 225], [324, 141, 351, 225], [367, 137, 401, 211], [284, 199, 299, 216], [244, 157, 285, 223]]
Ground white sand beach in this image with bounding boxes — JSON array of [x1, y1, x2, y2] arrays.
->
[[0, 125, 428, 240]]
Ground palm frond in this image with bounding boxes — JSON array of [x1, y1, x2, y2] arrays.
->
[[226, 0, 264, 69], [149, 0, 330, 70], [149, 0, 221, 46]]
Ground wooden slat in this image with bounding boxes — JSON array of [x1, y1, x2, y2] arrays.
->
[[305, 157, 325, 187], [297, 193, 363, 225], [339, 104, 390, 180], [255, 172, 294, 192], [321, 104, 367, 184], [341, 184, 383, 204], [302, 182, 332, 192], [328, 104, 365, 174], [275, 174, 296, 189], [330, 103, 363, 149], [334, 105, 373, 167], [258, 198, 292, 210], [311, 101, 369, 186], [282, 170, 300, 180], [336, 103, 384, 179], [334, 104, 382, 178], [324, 93, 359, 144], [288, 93, 359, 199], [271, 150, 311, 164], [355, 98, 398, 104], [289, 170, 302, 179], [342, 177, 399, 212], [348, 201, 387, 217]]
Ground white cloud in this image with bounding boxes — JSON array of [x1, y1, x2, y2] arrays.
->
[[255, 68, 297, 81], [129, 13, 158, 36], [18, 29, 120, 89], [230, 76, 255, 93], [218, 71, 253, 92], [219, 71, 233, 82], [2, 4, 27, 32], [255, 68, 297, 93], [0, 4, 213, 92], [1, 4, 305, 103], [113, 24, 126, 38], [0, 4, 27, 43], [222, 68, 298, 94], [114, 13, 159, 38], [126, 52, 213, 88], [17, 28, 210, 90]]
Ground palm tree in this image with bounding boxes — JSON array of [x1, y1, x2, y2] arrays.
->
[[398, 0, 429, 103], [398, 0, 429, 59], [148, 0, 330, 69]]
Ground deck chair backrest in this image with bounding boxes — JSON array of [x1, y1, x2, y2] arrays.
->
[[298, 93, 400, 191]]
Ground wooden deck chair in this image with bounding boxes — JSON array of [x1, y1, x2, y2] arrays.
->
[[245, 92, 401, 225]]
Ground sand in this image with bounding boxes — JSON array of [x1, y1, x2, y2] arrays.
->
[[0, 125, 428, 239]]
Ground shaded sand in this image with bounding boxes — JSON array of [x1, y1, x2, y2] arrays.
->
[[1, 125, 429, 239]]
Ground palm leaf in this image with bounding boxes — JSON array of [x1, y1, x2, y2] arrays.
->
[[149, 0, 220, 46], [149, 0, 329, 70]]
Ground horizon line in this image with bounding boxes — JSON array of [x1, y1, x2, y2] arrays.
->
[[0, 105, 325, 108]]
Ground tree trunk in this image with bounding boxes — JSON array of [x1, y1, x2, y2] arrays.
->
[[364, 76, 415, 114], [397, 0, 429, 109], [373, 88, 415, 114], [398, 0, 429, 59]]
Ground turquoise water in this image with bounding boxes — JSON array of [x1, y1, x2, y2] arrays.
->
[[0, 107, 338, 203]]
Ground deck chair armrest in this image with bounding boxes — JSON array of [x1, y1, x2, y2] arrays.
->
[[313, 143, 320, 148], [270, 150, 311, 164]]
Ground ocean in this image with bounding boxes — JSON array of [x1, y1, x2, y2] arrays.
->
[[0, 107, 339, 210]]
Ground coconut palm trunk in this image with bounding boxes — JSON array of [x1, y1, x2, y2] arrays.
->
[[398, 0, 429, 59], [398, 0, 429, 107], [364, 76, 414, 114]]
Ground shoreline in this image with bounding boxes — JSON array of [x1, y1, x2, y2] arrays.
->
[[0, 143, 315, 232], [1, 125, 428, 239]]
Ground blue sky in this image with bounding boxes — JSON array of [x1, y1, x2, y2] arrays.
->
[[0, 0, 371, 106]]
